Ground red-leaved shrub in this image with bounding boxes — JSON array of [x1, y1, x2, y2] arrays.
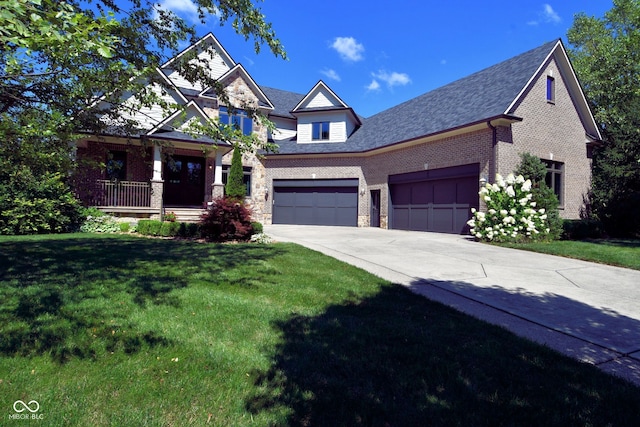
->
[[199, 197, 253, 242]]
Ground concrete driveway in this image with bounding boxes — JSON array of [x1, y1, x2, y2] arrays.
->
[[264, 224, 640, 386]]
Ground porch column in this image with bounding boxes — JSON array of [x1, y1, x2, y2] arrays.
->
[[211, 150, 225, 201], [150, 145, 164, 216], [152, 144, 163, 181]]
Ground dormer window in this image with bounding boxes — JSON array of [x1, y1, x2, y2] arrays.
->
[[219, 106, 253, 136], [312, 121, 330, 141]]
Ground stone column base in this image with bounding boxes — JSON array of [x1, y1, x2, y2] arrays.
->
[[211, 183, 225, 201], [150, 180, 164, 219]]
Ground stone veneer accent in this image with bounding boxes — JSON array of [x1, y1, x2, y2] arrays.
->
[[150, 179, 164, 219]]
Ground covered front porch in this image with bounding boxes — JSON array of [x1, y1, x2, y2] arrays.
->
[[76, 136, 231, 219]]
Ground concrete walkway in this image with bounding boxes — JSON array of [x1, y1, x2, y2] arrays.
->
[[264, 224, 640, 386]]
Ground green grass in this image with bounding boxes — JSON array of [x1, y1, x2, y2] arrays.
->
[[1, 234, 639, 426], [499, 239, 640, 270]]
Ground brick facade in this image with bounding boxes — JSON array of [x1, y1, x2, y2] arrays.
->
[[501, 58, 591, 218], [254, 128, 494, 227], [77, 38, 596, 229], [252, 57, 592, 226]]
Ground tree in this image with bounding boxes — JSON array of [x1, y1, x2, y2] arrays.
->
[[0, 0, 285, 234], [225, 145, 247, 200], [514, 153, 563, 240], [567, 0, 640, 237]]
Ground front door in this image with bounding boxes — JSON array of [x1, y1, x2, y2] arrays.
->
[[370, 189, 381, 227], [164, 155, 205, 206]]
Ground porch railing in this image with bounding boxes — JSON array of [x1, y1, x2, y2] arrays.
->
[[95, 180, 151, 207]]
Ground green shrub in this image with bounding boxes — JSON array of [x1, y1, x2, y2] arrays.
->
[[562, 219, 606, 240], [137, 219, 163, 236], [251, 221, 263, 234], [119, 222, 130, 233], [160, 221, 180, 237], [137, 220, 149, 235], [178, 222, 200, 238], [148, 220, 162, 236], [0, 174, 84, 235], [225, 146, 246, 200], [0, 130, 84, 236], [199, 197, 253, 242], [514, 153, 563, 240]]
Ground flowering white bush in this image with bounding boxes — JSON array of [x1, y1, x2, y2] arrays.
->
[[467, 173, 550, 242], [250, 233, 273, 244]]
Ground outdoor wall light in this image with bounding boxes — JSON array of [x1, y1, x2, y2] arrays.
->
[[479, 175, 488, 187]]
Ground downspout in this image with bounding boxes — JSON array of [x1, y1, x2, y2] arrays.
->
[[487, 120, 497, 183]]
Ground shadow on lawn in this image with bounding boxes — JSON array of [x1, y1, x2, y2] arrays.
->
[[0, 235, 283, 362], [585, 238, 640, 248], [247, 283, 640, 426]]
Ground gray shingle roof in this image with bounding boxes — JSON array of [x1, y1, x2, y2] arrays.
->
[[259, 86, 305, 119], [270, 40, 559, 155]]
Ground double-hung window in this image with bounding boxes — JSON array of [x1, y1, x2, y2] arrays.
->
[[312, 122, 330, 141], [219, 106, 253, 136]]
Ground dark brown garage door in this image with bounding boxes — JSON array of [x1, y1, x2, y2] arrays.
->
[[389, 164, 479, 234], [273, 179, 358, 226]]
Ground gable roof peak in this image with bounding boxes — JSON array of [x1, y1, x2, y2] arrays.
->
[[293, 80, 350, 112], [160, 32, 236, 70]]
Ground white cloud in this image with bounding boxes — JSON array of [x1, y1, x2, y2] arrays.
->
[[528, 4, 561, 26], [366, 79, 381, 92], [156, 0, 211, 24], [331, 37, 365, 62], [543, 4, 561, 23], [320, 68, 341, 81], [372, 70, 411, 88]]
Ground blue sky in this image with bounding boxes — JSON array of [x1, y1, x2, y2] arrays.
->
[[158, 0, 613, 118]]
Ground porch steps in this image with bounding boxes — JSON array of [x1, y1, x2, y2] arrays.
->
[[166, 208, 207, 223]]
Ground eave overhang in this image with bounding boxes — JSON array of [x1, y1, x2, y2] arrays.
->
[[264, 114, 522, 159]]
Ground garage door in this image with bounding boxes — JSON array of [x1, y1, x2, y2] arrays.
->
[[273, 179, 358, 226], [389, 164, 479, 234]]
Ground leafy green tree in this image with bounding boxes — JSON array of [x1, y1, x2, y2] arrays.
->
[[0, 0, 285, 234], [514, 153, 563, 240], [225, 145, 247, 200], [568, 0, 640, 237]]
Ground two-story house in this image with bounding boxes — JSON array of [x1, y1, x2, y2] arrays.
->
[[76, 33, 601, 233]]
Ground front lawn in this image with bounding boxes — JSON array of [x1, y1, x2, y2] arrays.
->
[[1, 234, 638, 426], [499, 239, 640, 270]]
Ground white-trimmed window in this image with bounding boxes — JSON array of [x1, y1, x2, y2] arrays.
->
[[312, 121, 330, 141]]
